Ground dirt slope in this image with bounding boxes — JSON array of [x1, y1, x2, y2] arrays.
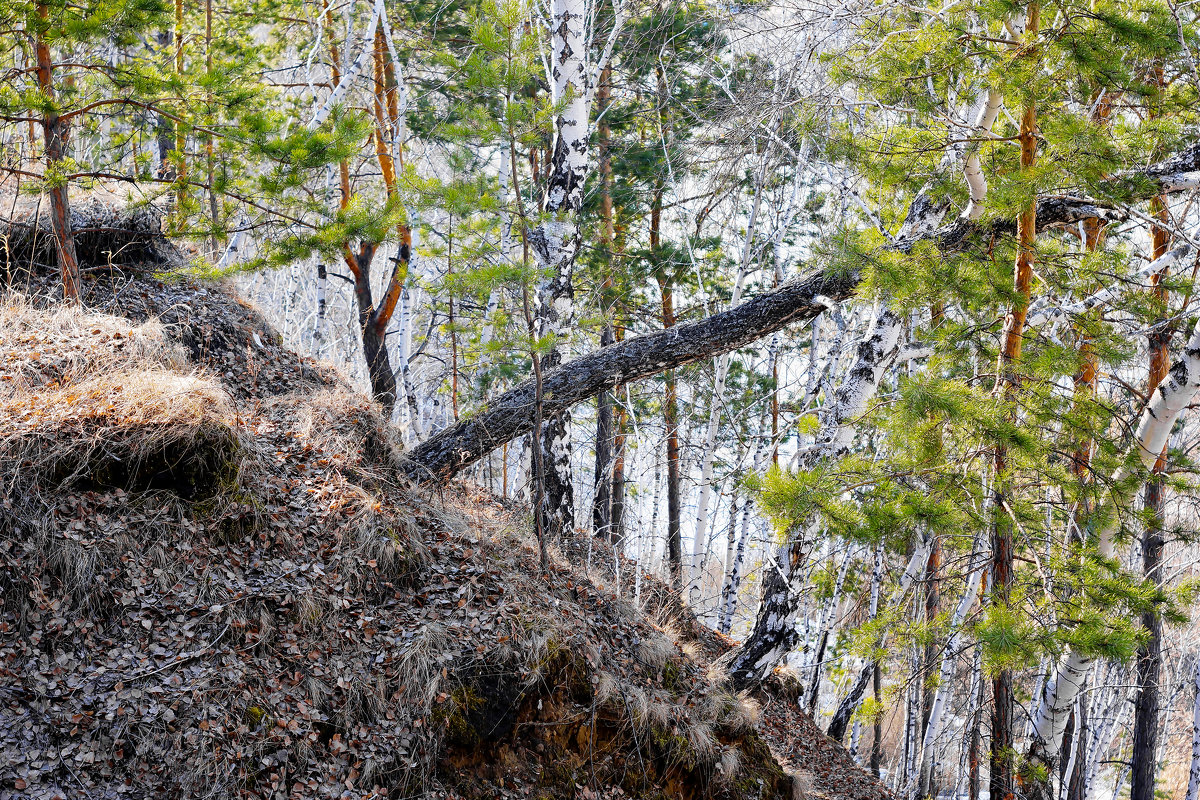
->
[[0, 272, 890, 800]]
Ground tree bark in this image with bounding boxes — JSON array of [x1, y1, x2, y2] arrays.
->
[[688, 167, 765, 605], [611, 323, 628, 541], [968, 647, 983, 800], [1130, 196, 1171, 800], [1060, 697, 1087, 800], [920, 534, 941, 746], [398, 138, 1200, 484], [718, 495, 752, 635], [345, 242, 399, 408], [993, 10, 1039, 797], [807, 547, 852, 714], [34, 6, 80, 303], [911, 535, 985, 800], [725, 305, 905, 690], [828, 536, 932, 742], [872, 659, 883, 779], [173, 0, 188, 215], [660, 275, 684, 592], [527, 0, 592, 542]]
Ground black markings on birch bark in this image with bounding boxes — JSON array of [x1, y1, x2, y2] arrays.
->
[[724, 305, 904, 690], [401, 139, 1200, 484]]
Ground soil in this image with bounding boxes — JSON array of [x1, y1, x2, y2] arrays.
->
[[0, 269, 891, 800]]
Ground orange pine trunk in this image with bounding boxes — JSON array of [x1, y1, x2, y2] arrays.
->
[[35, 5, 80, 303]]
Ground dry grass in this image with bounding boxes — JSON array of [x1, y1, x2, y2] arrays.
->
[[285, 386, 403, 475], [716, 746, 741, 785], [0, 296, 185, 393], [0, 368, 243, 497], [0, 285, 822, 800], [637, 633, 677, 670], [0, 297, 244, 498]]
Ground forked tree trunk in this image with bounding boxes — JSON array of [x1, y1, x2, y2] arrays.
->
[[345, 242, 399, 408], [315, 0, 407, 410]]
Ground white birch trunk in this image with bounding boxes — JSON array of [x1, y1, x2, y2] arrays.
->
[[826, 533, 934, 740], [529, 0, 592, 540], [397, 283, 425, 441], [1056, 694, 1083, 800], [1186, 656, 1200, 800], [1082, 665, 1128, 800], [807, 545, 853, 713], [962, 89, 1002, 220], [1030, 316, 1200, 763], [688, 153, 785, 604], [727, 303, 907, 689], [909, 534, 985, 799], [955, 645, 984, 800]]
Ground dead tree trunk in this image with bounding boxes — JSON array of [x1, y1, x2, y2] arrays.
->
[[401, 264, 861, 482], [398, 138, 1200, 484]]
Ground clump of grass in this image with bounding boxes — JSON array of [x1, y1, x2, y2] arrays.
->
[[0, 297, 185, 392], [285, 386, 403, 474], [637, 634, 676, 671], [0, 369, 244, 498]]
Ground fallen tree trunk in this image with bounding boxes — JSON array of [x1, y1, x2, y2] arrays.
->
[[401, 264, 861, 482], [400, 143, 1200, 484]]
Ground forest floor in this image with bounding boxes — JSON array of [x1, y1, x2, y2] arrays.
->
[[0, 268, 891, 800]]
